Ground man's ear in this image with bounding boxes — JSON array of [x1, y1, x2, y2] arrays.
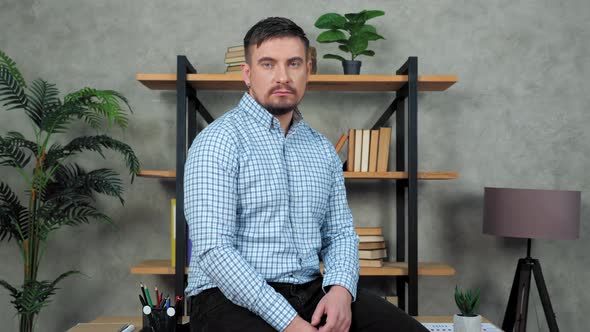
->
[[241, 63, 251, 88], [307, 60, 312, 75]]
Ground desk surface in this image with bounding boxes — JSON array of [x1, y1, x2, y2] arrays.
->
[[67, 315, 501, 331]]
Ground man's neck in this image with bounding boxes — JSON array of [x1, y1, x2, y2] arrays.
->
[[274, 111, 293, 136]]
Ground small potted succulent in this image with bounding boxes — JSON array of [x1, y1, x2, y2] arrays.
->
[[454, 286, 482, 332], [314, 10, 385, 74]]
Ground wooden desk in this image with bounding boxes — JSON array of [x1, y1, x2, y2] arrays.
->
[[68, 315, 502, 331], [67, 316, 188, 332]]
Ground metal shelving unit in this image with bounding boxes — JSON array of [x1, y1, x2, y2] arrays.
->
[[135, 56, 458, 318]]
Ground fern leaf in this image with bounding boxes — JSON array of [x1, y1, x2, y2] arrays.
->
[[0, 67, 28, 111], [0, 49, 26, 87], [0, 279, 18, 295], [0, 182, 29, 241], [0, 135, 33, 169], [58, 135, 140, 181], [26, 79, 60, 128]]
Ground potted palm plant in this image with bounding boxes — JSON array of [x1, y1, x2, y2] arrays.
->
[[0, 49, 139, 332], [314, 10, 385, 74], [454, 286, 482, 332]]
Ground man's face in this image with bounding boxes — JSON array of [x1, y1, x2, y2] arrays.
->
[[242, 36, 311, 115]]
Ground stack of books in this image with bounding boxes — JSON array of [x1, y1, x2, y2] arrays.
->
[[224, 45, 245, 73], [347, 128, 392, 172], [355, 227, 387, 267]]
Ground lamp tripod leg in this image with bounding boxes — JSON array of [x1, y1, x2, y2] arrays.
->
[[502, 259, 532, 332], [502, 260, 521, 330], [532, 259, 559, 332]]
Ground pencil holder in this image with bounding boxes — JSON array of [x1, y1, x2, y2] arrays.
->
[[141, 306, 177, 332]]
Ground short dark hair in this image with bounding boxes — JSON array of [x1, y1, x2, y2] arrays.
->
[[243, 17, 309, 63]]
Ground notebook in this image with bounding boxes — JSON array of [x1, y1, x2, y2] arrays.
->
[[421, 323, 501, 332]]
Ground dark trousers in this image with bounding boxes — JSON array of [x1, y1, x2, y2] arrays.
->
[[190, 277, 428, 332]]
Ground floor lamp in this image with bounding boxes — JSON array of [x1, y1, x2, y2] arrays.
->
[[483, 187, 580, 332]]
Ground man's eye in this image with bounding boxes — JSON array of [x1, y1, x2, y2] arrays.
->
[[290, 62, 301, 67], [262, 63, 272, 68]]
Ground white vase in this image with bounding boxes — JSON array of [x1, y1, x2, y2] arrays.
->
[[453, 314, 482, 332]]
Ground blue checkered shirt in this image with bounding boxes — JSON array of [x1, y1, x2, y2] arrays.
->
[[184, 93, 359, 331]]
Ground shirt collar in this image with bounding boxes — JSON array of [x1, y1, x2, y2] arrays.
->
[[239, 92, 303, 131]]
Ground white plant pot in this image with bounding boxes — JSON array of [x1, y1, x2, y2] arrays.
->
[[453, 314, 482, 332]]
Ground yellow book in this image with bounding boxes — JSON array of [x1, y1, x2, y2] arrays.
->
[[359, 259, 383, 267], [355, 227, 383, 236], [347, 129, 355, 172], [377, 127, 392, 172], [369, 129, 379, 172], [359, 249, 387, 259], [359, 242, 386, 250]]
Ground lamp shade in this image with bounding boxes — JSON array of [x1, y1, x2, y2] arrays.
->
[[483, 187, 580, 240]]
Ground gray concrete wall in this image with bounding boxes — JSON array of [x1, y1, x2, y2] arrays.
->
[[1, 0, 588, 331]]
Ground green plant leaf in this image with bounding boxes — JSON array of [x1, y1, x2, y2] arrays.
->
[[26, 79, 60, 129], [358, 24, 377, 35], [323, 54, 347, 62], [360, 50, 375, 56], [7, 271, 80, 316], [339, 45, 350, 53], [361, 31, 385, 41], [0, 182, 29, 242], [349, 35, 369, 57], [314, 13, 347, 29], [45, 135, 140, 181], [0, 134, 33, 168], [0, 279, 18, 295], [317, 30, 347, 43], [0, 50, 26, 88], [0, 67, 28, 111], [344, 12, 364, 24], [362, 10, 385, 21]]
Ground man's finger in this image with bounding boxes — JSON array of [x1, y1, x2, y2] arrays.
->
[[311, 302, 325, 326], [319, 311, 338, 332]]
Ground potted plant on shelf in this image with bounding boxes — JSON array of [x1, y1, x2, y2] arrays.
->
[[0, 49, 139, 332], [314, 10, 385, 75], [454, 286, 482, 332]]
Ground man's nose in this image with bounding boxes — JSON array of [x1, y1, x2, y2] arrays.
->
[[274, 64, 291, 84]]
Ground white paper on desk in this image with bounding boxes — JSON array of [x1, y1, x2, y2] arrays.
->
[[421, 323, 501, 332]]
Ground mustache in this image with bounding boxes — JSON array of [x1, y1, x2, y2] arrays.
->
[[270, 85, 296, 94]]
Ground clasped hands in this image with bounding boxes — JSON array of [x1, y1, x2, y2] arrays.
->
[[284, 285, 352, 332]]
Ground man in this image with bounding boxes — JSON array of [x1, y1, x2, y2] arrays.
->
[[185, 17, 428, 332]]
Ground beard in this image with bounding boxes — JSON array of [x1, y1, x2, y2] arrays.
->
[[263, 104, 297, 116], [251, 85, 300, 115]]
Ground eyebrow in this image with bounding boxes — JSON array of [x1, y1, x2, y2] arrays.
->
[[257, 56, 304, 64]]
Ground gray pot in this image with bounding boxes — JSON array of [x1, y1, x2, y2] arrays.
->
[[342, 60, 362, 75]]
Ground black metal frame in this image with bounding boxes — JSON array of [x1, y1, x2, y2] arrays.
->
[[367, 57, 419, 314], [171, 56, 423, 318], [502, 239, 559, 332], [174, 56, 215, 320]]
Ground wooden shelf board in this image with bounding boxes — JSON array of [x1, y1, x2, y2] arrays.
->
[[136, 73, 458, 92], [130, 259, 186, 275], [137, 170, 176, 178], [91, 316, 190, 324], [344, 171, 458, 180], [131, 259, 454, 277], [138, 170, 458, 180], [359, 262, 456, 276]]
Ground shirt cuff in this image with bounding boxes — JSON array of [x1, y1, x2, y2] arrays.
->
[[321, 273, 358, 302], [250, 287, 298, 331]]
